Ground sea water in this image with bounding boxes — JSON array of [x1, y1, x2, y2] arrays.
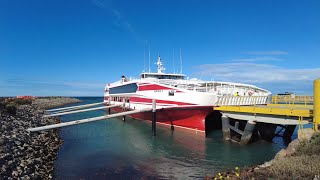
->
[[53, 97, 290, 179]]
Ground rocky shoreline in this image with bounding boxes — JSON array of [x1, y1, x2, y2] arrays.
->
[[207, 130, 320, 180], [0, 97, 81, 179]]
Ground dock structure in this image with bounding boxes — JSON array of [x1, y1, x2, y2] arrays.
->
[[213, 79, 319, 144]]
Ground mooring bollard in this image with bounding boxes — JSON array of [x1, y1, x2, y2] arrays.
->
[[152, 99, 156, 136], [314, 79, 320, 131]]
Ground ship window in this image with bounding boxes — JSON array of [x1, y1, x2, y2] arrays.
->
[[109, 83, 138, 94]]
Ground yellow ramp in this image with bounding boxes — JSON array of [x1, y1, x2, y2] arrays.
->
[[214, 105, 313, 118]]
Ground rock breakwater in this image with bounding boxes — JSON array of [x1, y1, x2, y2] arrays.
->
[[0, 97, 81, 179]]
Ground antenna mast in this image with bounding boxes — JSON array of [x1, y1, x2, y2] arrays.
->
[[173, 48, 175, 73], [148, 46, 151, 73], [144, 49, 146, 72], [180, 48, 182, 74]]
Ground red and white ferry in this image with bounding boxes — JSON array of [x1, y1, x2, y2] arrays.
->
[[104, 56, 270, 135]]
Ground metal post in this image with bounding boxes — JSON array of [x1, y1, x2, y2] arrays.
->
[[108, 98, 111, 114], [152, 99, 156, 136], [123, 98, 126, 121], [314, 79, 320, 131]]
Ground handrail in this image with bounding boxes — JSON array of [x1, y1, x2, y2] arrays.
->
[[271, 95, 313, 106], [215, 96, 269, 106]]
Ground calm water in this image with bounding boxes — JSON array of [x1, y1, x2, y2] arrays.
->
[[53, 97, 291, 179]]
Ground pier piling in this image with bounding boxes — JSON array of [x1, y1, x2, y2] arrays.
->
[[152, 99, 156, 136], [240, 121, 256, 144], [221, 115, 231, 140]]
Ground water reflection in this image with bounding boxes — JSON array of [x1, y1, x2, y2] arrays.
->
[[54, 97, 287, 179]]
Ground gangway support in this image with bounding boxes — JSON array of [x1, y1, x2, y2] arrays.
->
[[314, 79, 320, 131], [44, 104, 121, 117], [46, 102, 108, 112], [27, 108, 152, 132]]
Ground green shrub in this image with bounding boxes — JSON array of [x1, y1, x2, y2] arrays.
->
[[0, 102, 5, 110], [5, 103, 17, 115], [9, 98, 32, 106]]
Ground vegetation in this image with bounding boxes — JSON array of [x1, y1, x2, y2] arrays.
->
[[208, 132, 320, 179], [0, 98, 33, 115], [267, 132, 320, 179], [296, 132, 320, 156], [268, 155, 320, 179]]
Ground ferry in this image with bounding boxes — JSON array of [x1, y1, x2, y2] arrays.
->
[[104, 56, 271, 135]]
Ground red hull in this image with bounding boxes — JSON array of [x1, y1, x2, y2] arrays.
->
[[110, 106, 213, 134]]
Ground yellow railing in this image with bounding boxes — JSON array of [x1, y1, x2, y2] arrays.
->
[[271, 95, 313, 106]]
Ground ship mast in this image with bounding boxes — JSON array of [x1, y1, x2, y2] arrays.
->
[[157, 56, 165, 73]]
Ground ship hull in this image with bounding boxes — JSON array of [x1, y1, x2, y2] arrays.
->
[[109, 105, 213, 135]]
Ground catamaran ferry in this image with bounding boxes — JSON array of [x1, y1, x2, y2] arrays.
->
[[104, 56, 271, 135]]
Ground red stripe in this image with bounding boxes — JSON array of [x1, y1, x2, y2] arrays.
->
[[138, 84, 173, 91], [130, 97, 195, 105]]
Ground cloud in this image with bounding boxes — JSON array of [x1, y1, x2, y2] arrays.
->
[[0, 77, 105, 96], [242, 51, 288, 55], [231, 57, 282, 62], [91, 0, 135, 33], [63, 82, 105, 89], [193, 63, 320, 94]]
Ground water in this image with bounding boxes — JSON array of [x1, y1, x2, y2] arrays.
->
[[53, 97, 289, 179]]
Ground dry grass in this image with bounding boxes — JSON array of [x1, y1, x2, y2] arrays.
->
[[267, 132, 320, 179], [296, 132, 320, 156], [268, 155, 320, 179]]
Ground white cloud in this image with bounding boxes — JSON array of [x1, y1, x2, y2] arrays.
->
[[0, 77, 106, 96], [194, 63, 320, 94], [195, 63, 319, 83], [242, 51, 288, 55], [63, 82, 105, 89], [91, 0, 135, 33], [231, 57, 282, 62]]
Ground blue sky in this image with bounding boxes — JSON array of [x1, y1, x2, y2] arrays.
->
[[1, 0, 319, 96]]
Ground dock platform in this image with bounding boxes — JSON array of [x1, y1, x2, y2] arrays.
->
[[213, 92, 318, 144]]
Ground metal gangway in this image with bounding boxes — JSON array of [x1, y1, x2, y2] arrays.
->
[[27, 100, 157, 135]]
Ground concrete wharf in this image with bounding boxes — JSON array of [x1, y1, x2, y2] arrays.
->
[[212, 79, 319, 144]]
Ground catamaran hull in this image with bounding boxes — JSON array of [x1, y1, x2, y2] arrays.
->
[[109, 105, 213, 135]]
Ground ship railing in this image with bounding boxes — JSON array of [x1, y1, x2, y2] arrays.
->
[[184, 87, 214, 93], [215, 96, 269, 106]]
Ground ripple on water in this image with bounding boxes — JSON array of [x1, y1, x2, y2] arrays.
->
[[54, 97, 290, 179]]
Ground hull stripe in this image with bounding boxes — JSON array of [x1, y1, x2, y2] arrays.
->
[[130, 97, 195, 106]]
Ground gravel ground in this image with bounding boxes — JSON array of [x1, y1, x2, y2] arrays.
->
[[0, 97, 81, 179]]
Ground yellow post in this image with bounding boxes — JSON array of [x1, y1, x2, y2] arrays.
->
[[304, 96, 307, 106], [314, 79, 320, 131]]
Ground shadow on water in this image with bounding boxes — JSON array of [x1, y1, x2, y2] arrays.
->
[[53, 97, 291, 179]]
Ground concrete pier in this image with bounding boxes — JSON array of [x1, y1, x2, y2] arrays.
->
[[240, 120, 256, 144], [221, 115, 231, 141]]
